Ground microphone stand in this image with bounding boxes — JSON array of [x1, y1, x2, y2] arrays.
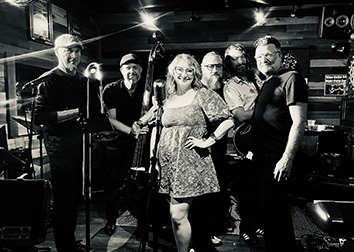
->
[[138, 102, 163, 252], [82, 63, 102, 252], [81, 78, 91, 252], [23, 82, 42, 179]]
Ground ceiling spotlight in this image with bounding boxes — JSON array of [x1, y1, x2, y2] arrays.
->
[[141, 12, 158, 31], [255, 8, 266, 25], [290, 7, 296, 18], [189, 11, 200, 22]]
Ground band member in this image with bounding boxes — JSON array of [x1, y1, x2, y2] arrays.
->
[[252, 35, 308, 252], [33, 34, 91, 252], [223, 43, 263, 248], [190, 51, 230, 251], [101, 53, 156, 237], [156, 53, 234, 252]]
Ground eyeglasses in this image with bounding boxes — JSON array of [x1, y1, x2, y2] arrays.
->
[[203, 64, 223, 71], [254, 51, 280, 61], [174, 66, 194, 76]]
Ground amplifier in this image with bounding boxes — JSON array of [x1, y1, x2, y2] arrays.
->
[[0, 179, 52, 248]]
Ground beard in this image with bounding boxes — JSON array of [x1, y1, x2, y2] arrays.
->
[[206, 74, 223, 91], [66, 62, 78, 73]]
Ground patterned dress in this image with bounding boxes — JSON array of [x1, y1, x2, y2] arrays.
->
[[157, 88, 232, 198]]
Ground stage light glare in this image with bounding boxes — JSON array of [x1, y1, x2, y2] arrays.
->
[[255, 8, 266, 25], [141, 12, 158, 31]]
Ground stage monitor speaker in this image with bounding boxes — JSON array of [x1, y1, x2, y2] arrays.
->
[[319, 5, 354, 39], [307, 201, 354, 237], [0, 179, 52, 248]]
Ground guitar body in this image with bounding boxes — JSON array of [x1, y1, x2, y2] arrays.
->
[[232, 121, 253, 158]]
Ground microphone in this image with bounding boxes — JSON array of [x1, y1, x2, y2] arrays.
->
[[153, 79, 166, 105], [22, 75, 50, 91], [84, 62, 102, 81]]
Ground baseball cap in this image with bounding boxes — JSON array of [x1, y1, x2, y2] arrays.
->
[[224, 43, 246, 59], [54, 34, 83, 50], [120, 53, 142, 67]]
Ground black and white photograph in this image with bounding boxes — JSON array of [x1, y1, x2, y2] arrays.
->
[[1, 0, 354, 251]]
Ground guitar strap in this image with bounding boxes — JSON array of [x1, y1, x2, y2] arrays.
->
[[253, 80, 261, 94]]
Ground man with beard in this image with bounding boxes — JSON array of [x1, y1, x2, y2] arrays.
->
[[201, 51, 224, 95], [34, 34, 92, 251], [223, 43, 263, 248], [101, 53, 155, 238], [189, 51, 231, 252], [252, 35, 307, 252]]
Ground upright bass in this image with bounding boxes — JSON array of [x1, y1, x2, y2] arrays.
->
[[125, 33, 165, 220]]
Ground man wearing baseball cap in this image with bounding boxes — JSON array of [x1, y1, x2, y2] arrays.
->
[[101, 53, 156, 238], [34, 33, 92, 251]]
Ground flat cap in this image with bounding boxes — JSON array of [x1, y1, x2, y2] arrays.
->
[[54, 34, 83, 50], [120, 53, 142, 67]]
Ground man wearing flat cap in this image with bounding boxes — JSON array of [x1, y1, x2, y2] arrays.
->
[[101, 53, 156, 237], [34, 34, 92, 251]]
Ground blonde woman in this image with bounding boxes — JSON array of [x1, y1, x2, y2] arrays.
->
[[157, 53, 234, 252]]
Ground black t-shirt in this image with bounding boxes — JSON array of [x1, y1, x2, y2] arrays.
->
[[252, 69, 308, 156], [102, 79, 145, 141]]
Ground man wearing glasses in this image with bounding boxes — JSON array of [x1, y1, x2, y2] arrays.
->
[[252, 35, 308, 252], [223, 43, 263, 248], [34, 34, 92, 252], [189, 51, 230, 251], [201, 51, 224, 94]]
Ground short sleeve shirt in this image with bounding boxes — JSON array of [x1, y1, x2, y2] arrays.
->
[[252, 69, 308, 155], [223, 76, 260, 112]]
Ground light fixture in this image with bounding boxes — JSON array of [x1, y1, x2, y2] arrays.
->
[[330, 43, 349, 53], [225, 0, 229, 8], [255, 8, 266, 26], [189, 10, 200, 22], [290, 6, 297, 18], [141, 12, 158, 31]]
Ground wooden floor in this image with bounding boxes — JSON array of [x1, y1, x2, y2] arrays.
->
[[30, 188, 319, 252], [0, 181, 334, 252], [36, 190, 261, 252], [0, 154, 334, 252]]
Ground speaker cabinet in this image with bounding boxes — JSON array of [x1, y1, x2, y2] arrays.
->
[[319, 5, 354, 39], [0, 179, 52, 248]]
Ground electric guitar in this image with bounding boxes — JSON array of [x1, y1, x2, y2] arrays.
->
[[232, 121, 253, 158]]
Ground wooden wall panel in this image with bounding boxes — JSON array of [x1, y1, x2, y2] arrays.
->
[[0, 0, 99, 137], [97, 2, 352, 126], [0, 1, 352, 131]]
